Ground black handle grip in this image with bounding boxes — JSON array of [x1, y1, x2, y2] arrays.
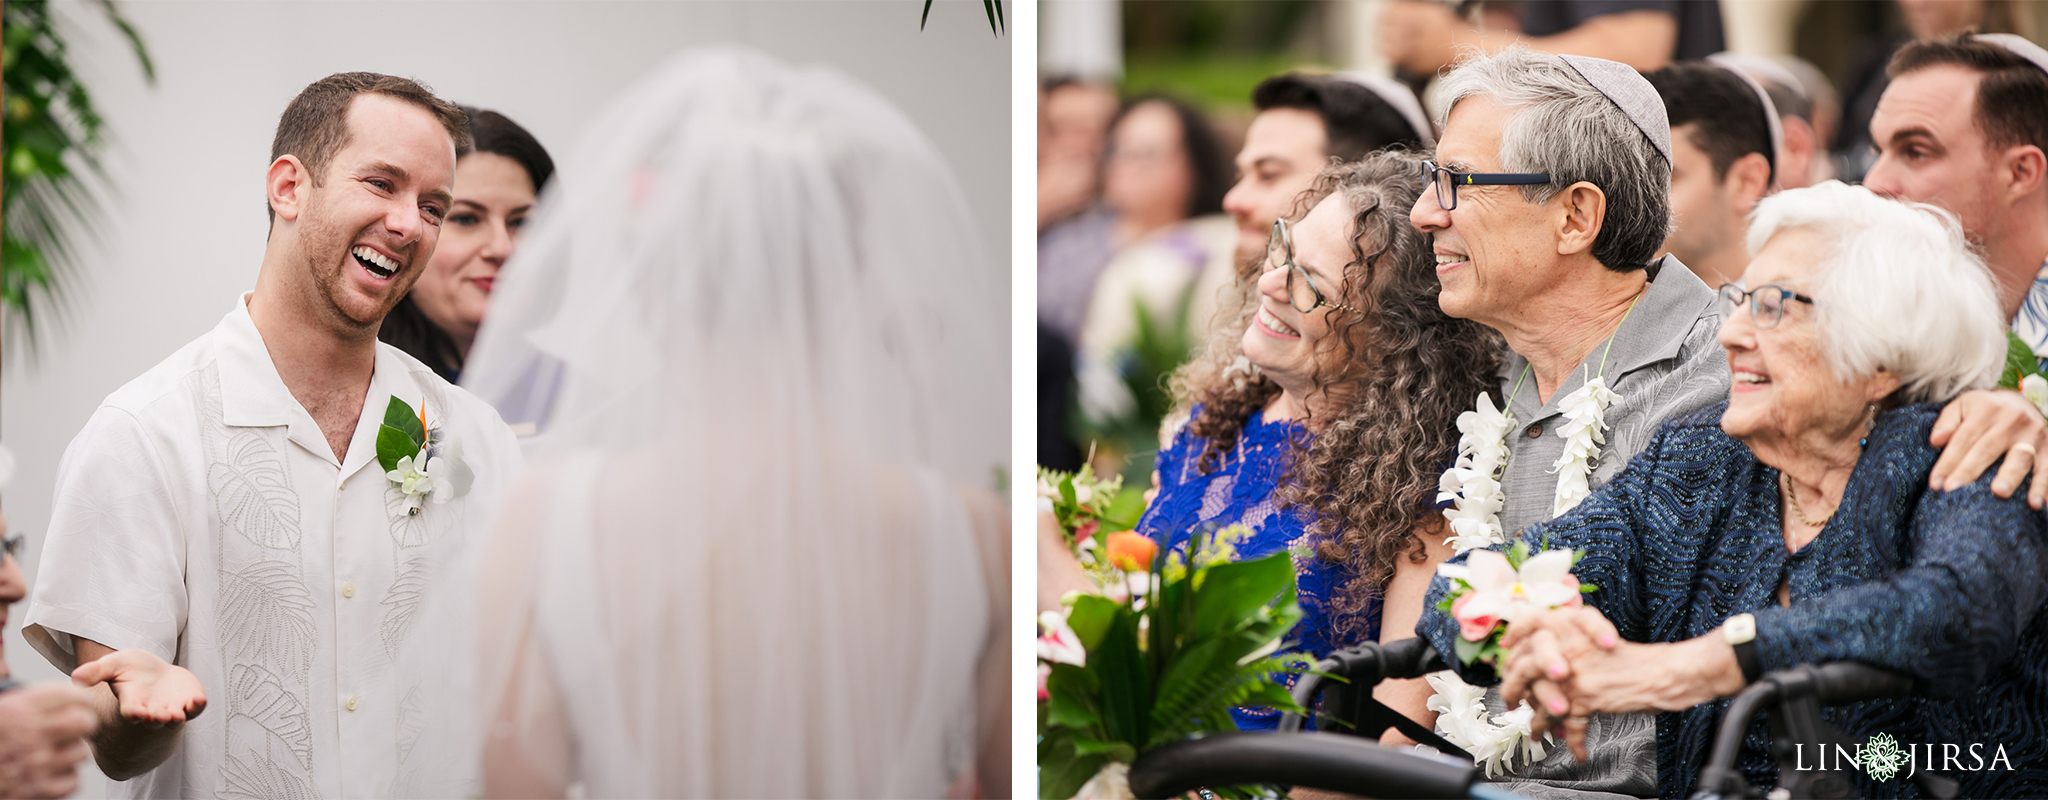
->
[[1804, 662, 1914, 705], [1127, 732, 1479, 799]]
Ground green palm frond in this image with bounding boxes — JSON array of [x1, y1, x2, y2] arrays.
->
[[2, 0, 154, 360]]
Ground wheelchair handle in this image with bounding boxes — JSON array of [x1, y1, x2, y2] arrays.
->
[[1128, 732, 1482, 799]]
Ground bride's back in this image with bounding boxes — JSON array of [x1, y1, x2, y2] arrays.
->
[[438, 48, 1008, 798]]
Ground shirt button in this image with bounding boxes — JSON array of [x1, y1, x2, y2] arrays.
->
[[1525, 423, 1543, 439], [341, 582, 356, 599], [345, 695, 359, 711]]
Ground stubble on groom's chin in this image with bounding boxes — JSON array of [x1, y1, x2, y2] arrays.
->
[[293, 220, 413, 338]]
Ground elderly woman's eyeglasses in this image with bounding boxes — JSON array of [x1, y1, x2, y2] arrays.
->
[[1422, 160, 1553, 211], [1719, 283, 1817, 330], [0, 533, 21, 564], [1267, 219, 1360, 315]]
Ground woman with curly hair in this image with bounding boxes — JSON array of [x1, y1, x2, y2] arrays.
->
[[1041, 151, 1504, 734]]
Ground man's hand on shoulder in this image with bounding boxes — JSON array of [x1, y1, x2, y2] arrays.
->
[[69, 641, 205, 780], [0, 682, 97, 799], [1930, 388, 2048, 507]]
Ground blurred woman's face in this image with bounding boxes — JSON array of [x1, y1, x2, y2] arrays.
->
[[410, 152, 536, 354], [1242, 193, 1360, 395], [1101, 101, 1194, 224]]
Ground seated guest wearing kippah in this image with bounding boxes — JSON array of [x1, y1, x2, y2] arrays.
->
[[1647, 62, 1779, 290]]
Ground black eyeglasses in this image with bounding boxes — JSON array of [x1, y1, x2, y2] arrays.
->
[[0, 533, 21, 564], [1267, 219, 1359, 315], [1718, 283, 1817, 330], [1421, 160, 1553, 211]]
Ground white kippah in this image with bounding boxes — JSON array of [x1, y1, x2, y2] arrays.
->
[[1976, 33, 2048, 76], [1705, 53, 1785, 188], [1556, 54, 1673, 166], [1335, 71, 1437, 149]]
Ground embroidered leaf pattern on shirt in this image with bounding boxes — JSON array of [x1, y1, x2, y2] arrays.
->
[[381, 554, 429, 660], [218, 559, 317, 679], [396, 687, 426, 766], [219, 748, 318, 800], [227, 663, 314, 769], [210, 429, 303, 551]]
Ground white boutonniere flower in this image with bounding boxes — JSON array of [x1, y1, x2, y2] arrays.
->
[[376, 396, 474, 515]]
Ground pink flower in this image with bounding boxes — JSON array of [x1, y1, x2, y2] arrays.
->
[[1074, 519, 1101, 546], [1038, 663, 1052, 700], [1452, 592, 1500, 642], [1037, 610, 1087, 666]]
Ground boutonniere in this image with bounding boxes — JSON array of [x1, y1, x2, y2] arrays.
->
[[376, 397, 473, 514]]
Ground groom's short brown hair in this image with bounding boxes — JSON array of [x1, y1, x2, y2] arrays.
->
[[266, 72, 470, 224]]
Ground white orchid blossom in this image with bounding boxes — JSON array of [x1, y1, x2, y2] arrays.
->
[[1037, 610, 1086, 667], [2025, 374, 2048, 417], [1426, 671, 1551, 778], [1440, 392, 1517, 555], [1550, 374, 1620, 516]]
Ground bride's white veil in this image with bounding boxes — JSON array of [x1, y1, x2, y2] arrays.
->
[[404, 47, 1008, 798]]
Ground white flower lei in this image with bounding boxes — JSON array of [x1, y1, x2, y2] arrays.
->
[[1428, 289, 1643, 772]]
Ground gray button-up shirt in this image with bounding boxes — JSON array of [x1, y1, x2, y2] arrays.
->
[[1475, 255, 1729, 799]]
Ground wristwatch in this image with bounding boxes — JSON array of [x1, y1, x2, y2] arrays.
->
[[1723, 612, 1761, 683]]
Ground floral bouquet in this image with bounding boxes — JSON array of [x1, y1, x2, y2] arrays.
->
[[1039, 464, 1152, 599], [1038, 523, 1311, 800], [1434, 541, 1596, 667]]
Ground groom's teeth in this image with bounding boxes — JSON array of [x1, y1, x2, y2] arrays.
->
[[352, 246, 399, 277], [1436, 254, 1467, 265]]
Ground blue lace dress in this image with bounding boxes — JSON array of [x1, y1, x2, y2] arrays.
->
[[1137, 408, 1378, 731]]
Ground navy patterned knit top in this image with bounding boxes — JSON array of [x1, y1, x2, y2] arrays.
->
[[1139, 408, 1376, 731], [1421, 402, 2048, 798]]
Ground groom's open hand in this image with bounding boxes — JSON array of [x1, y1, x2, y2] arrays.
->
[[71, 649, 207, 726], [68, 640, 205, 780]]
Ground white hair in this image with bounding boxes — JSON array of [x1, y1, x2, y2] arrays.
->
[[1746, 181, 2005, 404]]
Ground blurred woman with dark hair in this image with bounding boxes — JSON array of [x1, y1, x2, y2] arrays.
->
[[380, 106, 555, 381]]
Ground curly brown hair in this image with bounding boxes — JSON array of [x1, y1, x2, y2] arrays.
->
[[1167, 151, 1503, 642]]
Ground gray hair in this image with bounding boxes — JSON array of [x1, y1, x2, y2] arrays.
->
[[1746, 181, 2005, 404], [1435, 48, 1673, 273]]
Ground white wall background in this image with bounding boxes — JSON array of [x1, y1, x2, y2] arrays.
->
[[2, 2, 1009, 795]]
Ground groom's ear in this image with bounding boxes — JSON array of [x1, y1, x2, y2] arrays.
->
[[266, 155, 310, 226]]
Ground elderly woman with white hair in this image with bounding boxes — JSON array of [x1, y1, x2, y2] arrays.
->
[[1418, 181, 2048, 799]]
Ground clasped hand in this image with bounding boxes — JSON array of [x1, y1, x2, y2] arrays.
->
[[1497, 606, 1738, 762]]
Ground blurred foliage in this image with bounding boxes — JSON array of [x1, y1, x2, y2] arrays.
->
[[2, 0, 154, 359], [1078, 289, 1198, 488], [1123, 53, 1334, 112]]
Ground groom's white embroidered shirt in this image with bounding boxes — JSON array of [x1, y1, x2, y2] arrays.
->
[[23, 294, 522, 799]]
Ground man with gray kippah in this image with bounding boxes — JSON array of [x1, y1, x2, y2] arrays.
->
[[1406, 47, 1715, 798], [1405, 47, 2046, 798]]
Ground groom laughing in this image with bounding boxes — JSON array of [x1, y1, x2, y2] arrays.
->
[[24, 73, 522, 798]]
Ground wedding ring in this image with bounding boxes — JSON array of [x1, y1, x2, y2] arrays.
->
[[2015, 442, 2038, 458]]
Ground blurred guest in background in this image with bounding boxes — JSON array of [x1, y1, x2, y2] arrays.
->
[[1040, 77, 1120, 231], [1649, 62, 1777, 289], [1380, 0, 1724, 78], [1865, 35, 2048, 382], [1709, 52, 1835, 189], [1039, 95, 1225, 348], [379, 107, 554, 382]]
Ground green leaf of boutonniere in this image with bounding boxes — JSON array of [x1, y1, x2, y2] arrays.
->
[[1999, 331, 2041, 391], [376, 397, 427, 473]]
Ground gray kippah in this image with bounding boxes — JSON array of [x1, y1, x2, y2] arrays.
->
[[1976, 33, 2048, 76], [1556, 53, 1672, 166]]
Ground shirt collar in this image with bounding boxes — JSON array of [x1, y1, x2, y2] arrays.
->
[[1502, 254, 1721, 418], [213, 292, 420, 478]]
